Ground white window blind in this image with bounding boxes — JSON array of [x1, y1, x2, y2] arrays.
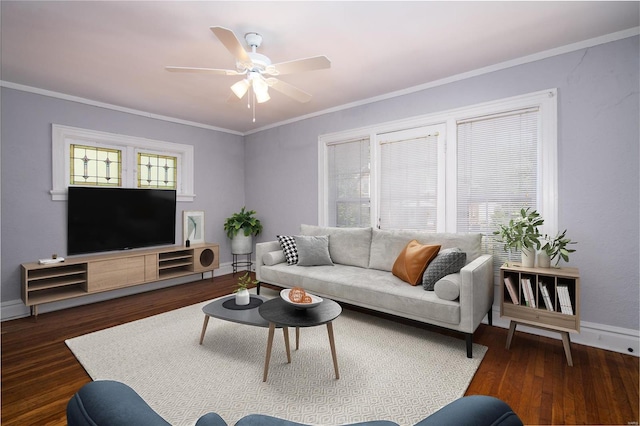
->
[[456, 107, 539, 267], [378, 128, 440, 231], [327, 138, 371, 227]]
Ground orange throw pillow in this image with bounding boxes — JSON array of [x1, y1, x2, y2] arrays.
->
[[392, 240, 441, 286]]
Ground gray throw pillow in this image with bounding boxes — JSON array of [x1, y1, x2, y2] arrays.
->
[[294, 235, 334, 266], [434, 273, 461, 301], [423, 248, 466, 290]]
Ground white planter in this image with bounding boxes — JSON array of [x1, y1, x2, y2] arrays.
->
[[537, 251, 551, 268], [235, 289, 250, 305], [231, 233, 253, 254], [521, 248, 535, 268]]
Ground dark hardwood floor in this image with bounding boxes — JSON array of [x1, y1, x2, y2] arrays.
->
[[2, 273, 638, 425]]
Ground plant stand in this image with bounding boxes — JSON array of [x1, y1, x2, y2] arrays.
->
[[232, 252, 253, 275]]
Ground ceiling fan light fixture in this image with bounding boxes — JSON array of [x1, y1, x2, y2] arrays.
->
[[252, 77, 270, 103], [230, 79, 250, 99]]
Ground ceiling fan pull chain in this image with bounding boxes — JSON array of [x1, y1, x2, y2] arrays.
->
[[252, 90, 256, 123]]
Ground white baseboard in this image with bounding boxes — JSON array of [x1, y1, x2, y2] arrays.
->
[[487, 307, 639, 357], [1, 299, 30, 321]]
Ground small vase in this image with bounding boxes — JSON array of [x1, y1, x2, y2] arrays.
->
[[235, 289, 250, 305], [537, 251, 551, 268], [521, 248, 535, 268]]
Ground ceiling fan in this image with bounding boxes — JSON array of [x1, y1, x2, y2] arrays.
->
[[166, 26, 331, 105]]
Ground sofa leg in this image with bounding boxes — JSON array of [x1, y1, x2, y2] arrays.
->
[[488, 308, 493, 326], [466, 334, 473, 358], [256, 282, 261, 295]]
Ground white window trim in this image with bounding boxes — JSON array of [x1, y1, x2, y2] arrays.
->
[[51, 124, 195, 201], [318, 88, 558, 235]]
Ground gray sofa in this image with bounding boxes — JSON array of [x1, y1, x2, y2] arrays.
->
[[67, 380, 523, 426], [256, 225, 494, 358]]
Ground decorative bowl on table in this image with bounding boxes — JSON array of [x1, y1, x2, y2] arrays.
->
[[280, 288, 323, 309]]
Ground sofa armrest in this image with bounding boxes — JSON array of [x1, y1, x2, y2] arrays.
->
[[256, 241, 283, 282], [458, 254, 494, 334]]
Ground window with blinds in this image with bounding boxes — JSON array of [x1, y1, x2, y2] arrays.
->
[[457, 108, 539, 268], [319, 90, 557, 262], [378, 127, 441, 231], [326, 138, 371, 227]]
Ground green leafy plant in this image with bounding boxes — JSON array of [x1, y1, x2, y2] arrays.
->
[[541, 229, 577, 266], [223, 207, 263, 239], [234, 272, 258, 293], [493, 207, 544, 253]]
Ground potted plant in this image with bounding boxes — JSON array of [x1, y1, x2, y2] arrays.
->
[[234, 272, 258, 305], [493, 207, 544, 267], [223, 207, 263, 255], [539, 229, 577, 267]]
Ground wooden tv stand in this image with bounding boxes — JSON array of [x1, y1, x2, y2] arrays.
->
[[21, 243, 219, 317]]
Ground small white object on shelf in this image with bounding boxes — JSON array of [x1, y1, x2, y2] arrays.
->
[[38, 257, 65, 265], [280, 289, 323, 309]]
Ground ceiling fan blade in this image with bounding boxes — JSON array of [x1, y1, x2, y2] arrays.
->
[[267, 78, 312, 103], [210, 26, 251, 64], [268, 56, 331, 76], [165, 66, 241, 76]]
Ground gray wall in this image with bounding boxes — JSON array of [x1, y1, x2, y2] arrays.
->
[[1, 88, 245, 306], [2, 36, 638, 333], [245, 36, 639, 331]]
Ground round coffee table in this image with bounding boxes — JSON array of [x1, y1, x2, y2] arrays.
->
[[258, 297, 342, 382], [200, 295, 288, 346]]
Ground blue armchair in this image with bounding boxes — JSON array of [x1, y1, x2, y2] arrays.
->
[[67, 380, 523, 426]]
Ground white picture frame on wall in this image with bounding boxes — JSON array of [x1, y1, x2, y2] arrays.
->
[[183, 210, 205, 245]]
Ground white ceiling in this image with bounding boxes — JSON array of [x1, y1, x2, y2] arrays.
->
[[1, 1, 638, 134]]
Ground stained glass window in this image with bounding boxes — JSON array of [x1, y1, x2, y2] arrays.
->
[[138, 153, 177, 189], [70, 144, 122, 186]]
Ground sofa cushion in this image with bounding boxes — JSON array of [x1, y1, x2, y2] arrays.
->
[[369, 229, 482, 271], [392, 240, 440, 286], [300, 225, 372, 268], [277, 235, 298, 265], [295, 235, 334, 266], [262, 250, 286, 266], [423, 248, 467, 290], [259, 263, 461, 326], [434, 273, 461, 301]]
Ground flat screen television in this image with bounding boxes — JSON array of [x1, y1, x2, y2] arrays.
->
[[67, 187, 177, 255]]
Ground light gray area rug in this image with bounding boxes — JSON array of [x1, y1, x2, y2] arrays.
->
[[66, 296, 487, 426]]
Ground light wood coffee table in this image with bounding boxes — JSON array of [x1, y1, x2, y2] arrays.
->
[[258, 297, 342, 382]]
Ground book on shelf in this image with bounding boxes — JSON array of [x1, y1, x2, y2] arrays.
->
[[557, 285, 574, 315], [521, 278, 536, 308], [539, 282, 554, 311], [504, 276, 519, 304]]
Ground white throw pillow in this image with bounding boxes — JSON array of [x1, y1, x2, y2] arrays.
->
[[262, 250, 286, 266], [434, 273, 461, 301]]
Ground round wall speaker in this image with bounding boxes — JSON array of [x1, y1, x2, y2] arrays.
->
[[199, 248, 214, 267]]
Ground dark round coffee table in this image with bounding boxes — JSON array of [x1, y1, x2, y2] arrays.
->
[[200, 295, 287, 346], [258, 296, 342, 382]]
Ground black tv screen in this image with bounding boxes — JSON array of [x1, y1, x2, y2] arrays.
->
[[67, 187, 177, 255]]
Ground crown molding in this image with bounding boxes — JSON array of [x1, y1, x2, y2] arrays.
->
[[245, 27, 640, 135], [2, 27, 637, 137], [0, 81, 243, 136]]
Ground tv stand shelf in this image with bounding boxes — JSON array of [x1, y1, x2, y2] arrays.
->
[[21, 243, 219, 317]]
